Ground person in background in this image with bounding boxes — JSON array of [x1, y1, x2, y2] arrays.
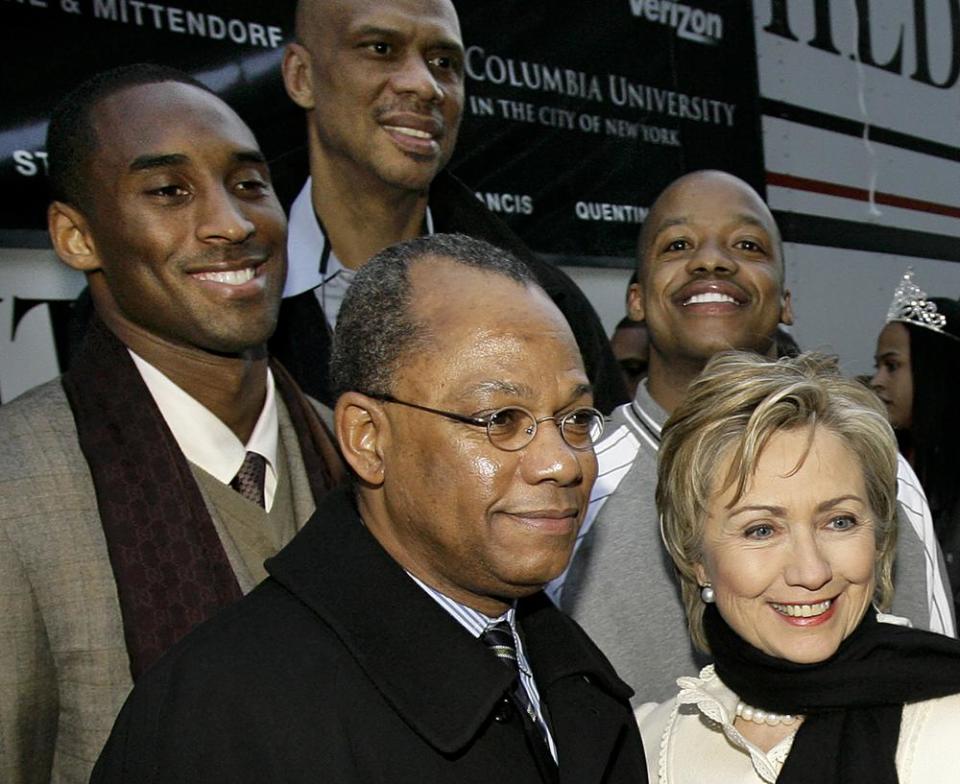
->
[[269, 0, 627, 412], [608, 270, 650, 398], [610, 316, 649, 398], [773, 325, 801, 358], [872, 269, 960, 618], [0, 64, 343, 784], [637, 351, 960, 784]]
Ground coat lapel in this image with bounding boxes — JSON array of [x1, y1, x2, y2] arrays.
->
[[265, 486, 516, 754], [266, 487, 643, 779], [275, 396, 319, 529], [518, 596, 640, 784]]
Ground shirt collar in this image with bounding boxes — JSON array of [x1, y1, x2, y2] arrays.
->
[[283, 176, 435, 299], [406, 571, 515, 637], [129, 350, 279, 508], [284, 177, 326, 298], [630, 377, 668, 436], [407, 573, 535, 681]]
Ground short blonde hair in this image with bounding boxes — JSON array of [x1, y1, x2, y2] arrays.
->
[[657, 352, 899, 652]]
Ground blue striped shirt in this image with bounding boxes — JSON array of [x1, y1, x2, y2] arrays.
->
[[407, 572, 558, 762]]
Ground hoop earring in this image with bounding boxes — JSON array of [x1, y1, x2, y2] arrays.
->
[[700, 584, 715, 604]]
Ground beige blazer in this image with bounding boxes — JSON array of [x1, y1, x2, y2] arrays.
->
[[0, 378, 322, 784]]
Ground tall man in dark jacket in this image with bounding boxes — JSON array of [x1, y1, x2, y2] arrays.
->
[[92, 233, 647, 784], [270, 0, 627, 412]]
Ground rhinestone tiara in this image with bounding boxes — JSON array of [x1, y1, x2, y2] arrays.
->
[[886, 267, 948, 334]]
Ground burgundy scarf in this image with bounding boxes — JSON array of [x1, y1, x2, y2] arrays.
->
[[62, 318, 344, 678]]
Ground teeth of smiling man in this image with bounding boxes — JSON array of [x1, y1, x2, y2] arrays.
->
[[770, 599, 833, 618], [684, 292, 737, 305], [384, 125, 433, 139], [194, 268, 255, 285]]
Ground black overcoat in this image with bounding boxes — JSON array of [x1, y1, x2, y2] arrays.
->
[[91, 486, 648, 784]]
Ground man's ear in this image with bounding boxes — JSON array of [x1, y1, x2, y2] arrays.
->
[[779, 289, 794, 327], [627, 279, 645, 322], [48, 201, 100, 273], [282, 43, 316, 110], [335, 392, 388, 486]]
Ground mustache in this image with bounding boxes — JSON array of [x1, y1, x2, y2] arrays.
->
[[373, 100, 445, 124], [182, 243, 276, 268]]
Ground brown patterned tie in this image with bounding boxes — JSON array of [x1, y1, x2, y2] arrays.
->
[[231, 451, 266, 508]]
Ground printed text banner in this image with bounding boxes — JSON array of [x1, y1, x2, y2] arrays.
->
[[449, 0, 765, 265]]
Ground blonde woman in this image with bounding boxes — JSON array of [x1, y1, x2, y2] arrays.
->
[[636, 352, 960, 783]]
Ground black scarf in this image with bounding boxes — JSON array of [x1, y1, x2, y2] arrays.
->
[[62, 317, 345, 678], [704, 603, 960, 783]]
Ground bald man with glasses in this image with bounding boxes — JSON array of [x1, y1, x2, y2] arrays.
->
[[92, 233, 648, 784]]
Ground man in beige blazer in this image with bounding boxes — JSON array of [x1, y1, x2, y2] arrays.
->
[[0, 64, 343, 784]]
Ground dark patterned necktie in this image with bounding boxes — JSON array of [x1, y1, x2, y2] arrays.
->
[[230, 451, 266, 508], [480, 621, 554, 755]]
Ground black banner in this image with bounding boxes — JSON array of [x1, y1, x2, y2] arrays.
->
[[450, 0, 764, 264], [1, 0, 763, 266], [1, 0, 299, 240]]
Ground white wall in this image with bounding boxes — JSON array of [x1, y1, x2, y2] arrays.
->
[[0, 248, 82, 403], [560, 264, 634, 335]]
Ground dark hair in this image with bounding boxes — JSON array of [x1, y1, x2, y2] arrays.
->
[[330, 233, 536, 398], [46, 63, 214, 209], [615, 315, 644, 331], [774, 326, 801, 358], [904, 297, 960, 529]]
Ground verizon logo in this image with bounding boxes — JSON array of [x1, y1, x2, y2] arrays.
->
[[629, 0, 723, 45]]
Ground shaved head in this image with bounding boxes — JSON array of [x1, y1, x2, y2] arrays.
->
[[627, 168, 793, 394], [637, 170, 784, 283], [285, 0, 464, 195], [294, 0, 333, 46]]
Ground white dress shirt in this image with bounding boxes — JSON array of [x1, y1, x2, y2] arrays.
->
[[284, 177, 434, 328], [130, 351, 279, 510]]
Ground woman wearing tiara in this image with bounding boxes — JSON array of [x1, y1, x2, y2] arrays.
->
[[871, 270, 960, 617], [636, 351, 960, 783]]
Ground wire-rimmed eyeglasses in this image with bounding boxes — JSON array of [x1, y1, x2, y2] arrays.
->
[[371, 393, 604, 452]]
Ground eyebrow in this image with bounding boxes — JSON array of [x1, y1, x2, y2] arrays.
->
[[354, 23, 400, 38], [569, 383, 594, 403], [129, 153, 188, 172], [353, 23, 464, 53], [727, 503, 787, 517], [652, 213, 771, 235], [730, 214, 770, 231], [460, 381, 594, 405], [463, 380, 537, 399], [728, 495, 865, 517], [815, 495, 865, 511], [128, 149, 266, 174], [234, 150, 267, 165]]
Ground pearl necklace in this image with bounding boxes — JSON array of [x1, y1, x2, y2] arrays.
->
[[735, 700, 802, 727]]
